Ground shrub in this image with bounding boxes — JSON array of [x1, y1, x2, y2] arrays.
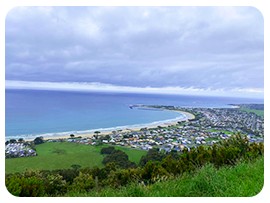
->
[[17, 176, 45, 197], [43, 174, 67, 195], [141, 162, 170, 183], [70, 172, 95, 193], [6, 175, 22, 196], [106, 168, 141, 188], [34, 137, 44, 145], [139, 148, 165, 166], [102, 149, 136, 169], [100, 146, 115, 154]]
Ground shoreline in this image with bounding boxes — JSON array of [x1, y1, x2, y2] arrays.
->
[[16, 110, 195, 142]]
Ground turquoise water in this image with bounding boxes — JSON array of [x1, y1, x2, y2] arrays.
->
[[5, 89, 263, 140]]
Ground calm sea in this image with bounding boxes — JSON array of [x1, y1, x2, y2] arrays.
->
[[5, 89, 263, 140]]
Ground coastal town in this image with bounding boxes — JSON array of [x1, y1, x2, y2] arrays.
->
[[5, 104, 264, 158]]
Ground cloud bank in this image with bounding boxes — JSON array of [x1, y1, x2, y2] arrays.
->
[[5, 7, 264, 98], [5, 80, 263, 99]]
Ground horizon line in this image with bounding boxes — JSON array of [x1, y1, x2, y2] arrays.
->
[[5, 80, 264, 99]]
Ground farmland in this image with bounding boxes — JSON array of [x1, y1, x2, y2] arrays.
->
[[5, 142, 146, 174]]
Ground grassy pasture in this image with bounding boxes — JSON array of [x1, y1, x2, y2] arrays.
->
[[5, 142, 146, 174], [240, 108, 264, 117]]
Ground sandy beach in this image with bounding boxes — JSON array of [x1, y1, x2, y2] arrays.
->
[[25, 110, 195, 142]]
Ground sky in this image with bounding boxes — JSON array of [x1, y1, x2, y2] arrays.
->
[[5, 6, 264, 98]]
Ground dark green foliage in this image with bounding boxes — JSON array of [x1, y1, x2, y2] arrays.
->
[[52, 169, 79, 184], [106, 168, 141, 188], [161, 155, 182, 175], [6, 171, 45, 197], [103, 134, 111, 140], [69, 172, 95, 193], [71, 164, 81, 170], [139, 148, 165, 166], [10, 139, 17, 144], [43, 173, 67, 195], [5, 174, 22, 196], [18, 138, 25, 143], [141, 162, 170, 183], [34, 137, 44, 145], [5, 135, 264, 197], [100, 146, 115, 154], [102, 149, 136, 169], [88, 166, 109, 185]]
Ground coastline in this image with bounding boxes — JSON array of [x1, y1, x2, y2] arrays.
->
[[21, 110, 195, 142]]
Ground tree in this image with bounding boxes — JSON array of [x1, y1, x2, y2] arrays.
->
[[94, 131, 100, 135], [18, 138, 24, 143], [70, 172, 95, 193], [10, 139, 17, 144], [70, 134, 75, 138], [104, 134, 111, 140], [102, 149, 136, 169], [34, 137, 44, 145], [94, 131, 101, 139], [139, 148, 166, 166], [141, 162, 169, 183], [100, 146, 115, 154]]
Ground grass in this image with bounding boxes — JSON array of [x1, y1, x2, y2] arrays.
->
[[206, 129, 233, 134], [5, 142, 147, 174], [66, 156, 264, 197], [240, 108, 264, 117], [113, 145, 147, 164]]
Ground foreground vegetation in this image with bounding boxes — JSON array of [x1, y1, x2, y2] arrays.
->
[[66, 157, 264, 197], [6, 134, 263, 197]]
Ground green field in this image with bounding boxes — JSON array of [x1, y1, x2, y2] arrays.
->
[[5, 142, 147, 174], [206, 129, 233, 134], [240, 108, 264, 117], [66, 156, 264, 197]]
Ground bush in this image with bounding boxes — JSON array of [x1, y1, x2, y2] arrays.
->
[[141, 162, 170, 183], [101, 146, 115, 154], [102, 149, 136, 169], [70, 172, 95, 193], [43, 174, 67, 195], [6, 175, 22, 196], [107, 168, 141, 188], [139, 148, 165, 166], [34, 137, 44, 145]]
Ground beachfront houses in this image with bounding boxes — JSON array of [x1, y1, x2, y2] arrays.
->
[[7, 105, 262, 156], [5, 142, 37, 158]]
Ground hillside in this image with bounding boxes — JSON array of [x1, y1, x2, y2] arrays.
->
[[66, 156, 263, 197], [5, 135, 263, 197]]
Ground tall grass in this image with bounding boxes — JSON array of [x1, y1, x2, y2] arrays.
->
[[65, 157, 263, 197]]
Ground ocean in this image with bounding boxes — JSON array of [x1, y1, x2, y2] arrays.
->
[[5, 89, 263, 140]]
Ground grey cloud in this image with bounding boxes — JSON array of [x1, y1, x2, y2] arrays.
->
[[5, 6, 264, 94]]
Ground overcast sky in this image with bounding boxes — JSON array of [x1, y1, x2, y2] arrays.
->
[[5, 7, 264, 98]]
